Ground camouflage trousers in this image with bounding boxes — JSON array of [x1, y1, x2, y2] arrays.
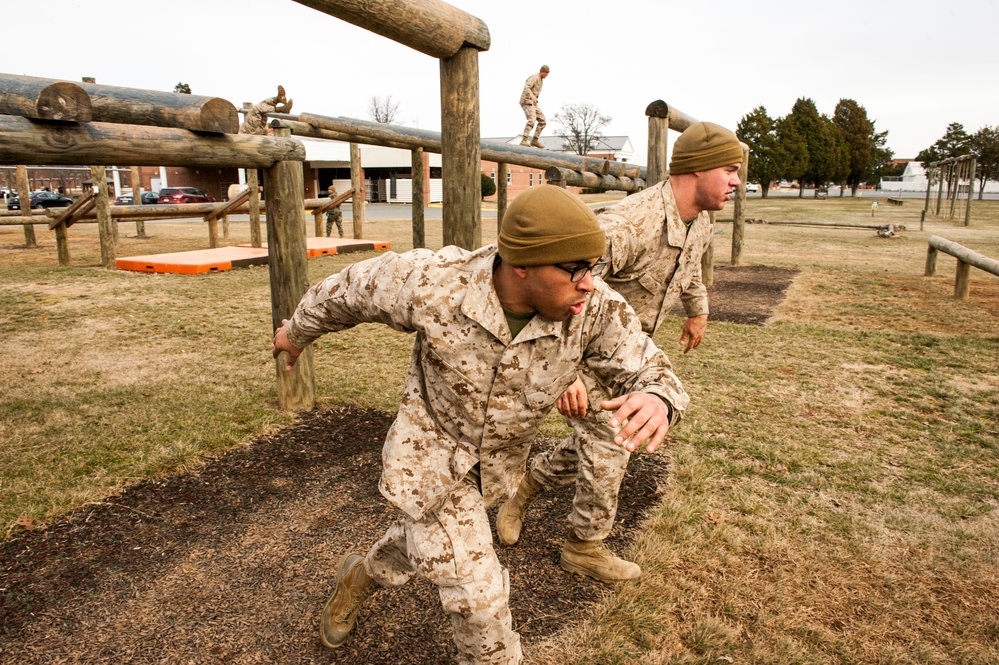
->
[[325, 207, 343, 237], [521, 103, 546, 138], [366, 471, 522, 665], [527, 370, 632, 541]]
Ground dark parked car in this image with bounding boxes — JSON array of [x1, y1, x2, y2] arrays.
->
[[114, 191, 160, 205], [156, 187, 215, 204], [6, 191, 74, 210]]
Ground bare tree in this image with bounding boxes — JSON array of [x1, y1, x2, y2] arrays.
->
[[368, 95, 401, 124], [554, 103, 611, 155]]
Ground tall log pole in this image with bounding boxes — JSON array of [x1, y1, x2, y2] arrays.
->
[[412, 147, 425, 248], [440, 46, 481, 249], [265, 126, 314, 411], [702, 212, 715, 286], [731, 145, 750, 266], [964, 157, 975, 226], [350, 143, 364, 238], [248, 169, 262, 247], [497, 163, 508, 235], [15, 165, 36, 247], [645, 101, 669, 185], [89, 165, 115, 268], [130, 165, 146, 238]]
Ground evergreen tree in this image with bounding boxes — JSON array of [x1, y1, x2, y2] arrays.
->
[[775, 115, 808, 190], [833, 99, 875, 196], [970, 125, 999, 200], [784, 98, 839, 196], [737, 106, 783, 198]]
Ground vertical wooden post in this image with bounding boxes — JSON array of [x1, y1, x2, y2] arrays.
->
[[207, 215, 219, 248], [646, 112, 669, 185], [314, 208, 323, 238], [935, 165, 944, 215], [55, 222, 70, 266], [15, 165, 36, 248], [265, 126, 314, 411], [248, 169, 262, 247], [440, 46, 481, 250], [350, 142, 365, 239], [702, 211, 715, 286], [948, 160, 961, 219], [89, 165, 116, 268], [731, 145, 749, 266], [411, 147, 425, 249], [921, 167, 932, 229], [497, 163, 508, 235], [130, 166, 146, 238], [924, 245, 938, 276], [964, 157, 975, 226], [954, 261, 970, 299]]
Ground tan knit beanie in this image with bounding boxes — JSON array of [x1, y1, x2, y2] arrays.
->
[[498, 185, 605, 266], [669, 121, 743, 175], [540, 64, 550, 73]]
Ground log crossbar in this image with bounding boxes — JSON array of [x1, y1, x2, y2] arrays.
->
[[925, 235, 999, 299], [311, 188, 355, 216]]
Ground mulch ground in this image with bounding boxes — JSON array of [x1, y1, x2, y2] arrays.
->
[[0, 264, 796, 664]]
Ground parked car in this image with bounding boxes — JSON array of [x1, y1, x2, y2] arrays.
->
[[156, 187, 215, 204], [114, 191, 160, 205], [7, 190, 74, 210], [745, 183, 760, 193]]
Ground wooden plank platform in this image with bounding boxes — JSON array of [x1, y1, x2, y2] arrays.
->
[[116, 238, 390, 274]]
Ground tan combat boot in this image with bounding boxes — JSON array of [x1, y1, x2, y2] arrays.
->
[[519, 135, 531, 147], [530, 137, 544, 149], [560, 532, 641, 582], [320, 553, 378, 649], [495, 473, 543, 546]]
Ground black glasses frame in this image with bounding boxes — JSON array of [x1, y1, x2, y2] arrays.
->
[[554, 259, 607, 283]]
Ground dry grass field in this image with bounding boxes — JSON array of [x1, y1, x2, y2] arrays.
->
[[1, 192, 997, 663]]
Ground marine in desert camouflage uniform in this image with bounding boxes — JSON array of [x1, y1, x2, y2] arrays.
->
[[238, 85, 293, 136], [324, 185, 343, 237], [272, 185, 689, 665], [518, 65, 549, 148], [497, 122, 745, 583]]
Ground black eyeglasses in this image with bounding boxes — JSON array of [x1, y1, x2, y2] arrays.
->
[[554, 259, 607, 283]]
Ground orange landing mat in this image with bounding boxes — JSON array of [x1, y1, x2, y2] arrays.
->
[[116, 238, 390, 274], [242, 237, 392, 258]]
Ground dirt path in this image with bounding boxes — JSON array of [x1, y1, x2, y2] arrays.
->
[[0, 265, 796, 664]]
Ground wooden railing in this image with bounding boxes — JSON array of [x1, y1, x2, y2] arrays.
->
[[925, 235, 999, 299]]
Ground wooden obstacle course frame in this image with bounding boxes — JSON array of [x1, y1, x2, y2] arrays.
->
[[924, 235, 999, 300]]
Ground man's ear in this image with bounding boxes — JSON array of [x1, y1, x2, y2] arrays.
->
[[511, 265, 529, 279]]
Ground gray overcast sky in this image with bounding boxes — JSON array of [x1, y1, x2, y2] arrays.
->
[[4, 0, 998, 162]]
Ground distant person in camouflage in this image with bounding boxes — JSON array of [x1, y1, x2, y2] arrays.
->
[[518, 65, 549, 148], [497, 122, 744, 583], [238, 85, 293, 136], [325, 185, 343, 238], [272, 185, 689, 665]]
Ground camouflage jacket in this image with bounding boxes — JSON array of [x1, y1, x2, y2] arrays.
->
[[519, 74, 543, 106], [286, 245, 688, 520], [599, 178, 712, 334]]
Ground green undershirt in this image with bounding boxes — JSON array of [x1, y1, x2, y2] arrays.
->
[[502, 307, 536, 341]]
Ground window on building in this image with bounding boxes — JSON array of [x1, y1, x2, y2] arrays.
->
[[529, 173, 534, 186], [506, 170, 512, 185], [491, 170, 496, 181]]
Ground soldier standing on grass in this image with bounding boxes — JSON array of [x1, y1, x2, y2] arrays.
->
[[518, 65, 549, 148], [272, 185, 689, 665], [325, 184, 343, 238], [497, 122, 744, 583]]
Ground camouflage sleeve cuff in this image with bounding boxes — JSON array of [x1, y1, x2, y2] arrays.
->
[[644, 389, 683, 428]]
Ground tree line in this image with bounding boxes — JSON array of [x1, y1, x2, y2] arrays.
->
[[915, 122, 999, 200]]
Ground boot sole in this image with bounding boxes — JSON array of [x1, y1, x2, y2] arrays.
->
[[559, 555, 642, 583]]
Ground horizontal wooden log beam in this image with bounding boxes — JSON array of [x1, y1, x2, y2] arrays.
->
[[291, 0, 489, 59], [294, 112, 646, 180], [928, 235, 999, 277], [544, 167, 645, 193], [0, 73, 92, 122], [79, 80, 239, 134], [0, 115, 304, 168], [205, 187, 252, 222], [645, 100, 699, 133]]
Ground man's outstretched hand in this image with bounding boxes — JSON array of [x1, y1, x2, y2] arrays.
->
[[272, 319, 303, 371]]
